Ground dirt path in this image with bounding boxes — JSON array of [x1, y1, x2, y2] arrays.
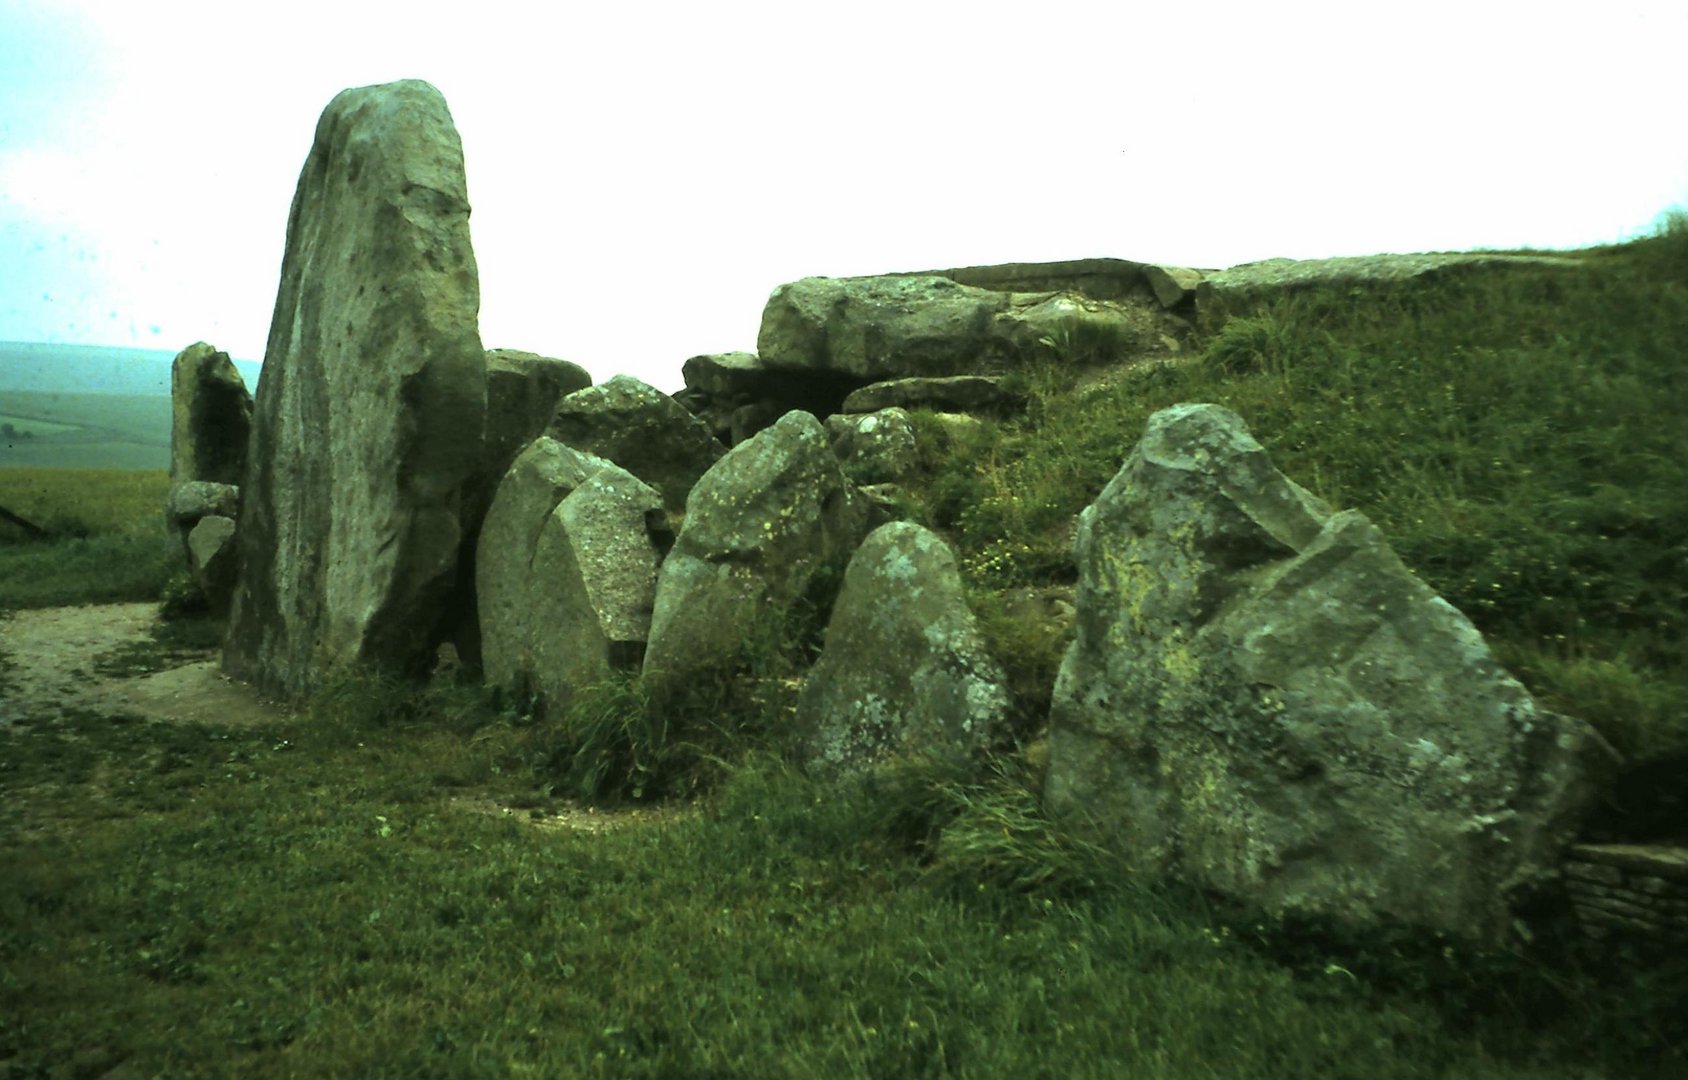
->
[[0, 603, 691, 834], [0, 602, 294, 729]]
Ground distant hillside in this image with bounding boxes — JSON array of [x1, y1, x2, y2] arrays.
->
[[0, 341, 263, 397], [0, 342, 261, 470]]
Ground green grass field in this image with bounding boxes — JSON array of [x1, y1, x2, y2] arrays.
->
[[0, 469, 177, 609], [0, 390, 172, 470], [1, 222, 1685, 1075]]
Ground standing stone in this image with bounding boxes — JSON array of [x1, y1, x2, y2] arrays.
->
[[224, 80, 486, 699], [477, 438, 667, 717], [170, 341, 252, 487], [796, 522, 1010, 779], [449, 348, 593, 672], [1046, 403, 1612, 945], [547, 375, 726, 514], [643, 411, 868, 687]]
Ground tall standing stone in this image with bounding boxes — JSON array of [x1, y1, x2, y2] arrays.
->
[[224, 80, 486, 699], [169, 341, 252, 487]]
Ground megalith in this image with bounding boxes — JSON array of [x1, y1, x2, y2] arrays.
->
[[449, 348, 593, 672], [1046, 403, 1613, 944], [795, 522, 1010, 779], [757, 276, 1015, 380], [825, 408, 919, 485], [477, 438, 668, 717], [548, 375, 726, 514], [223, 79, 486, 699], [170, 341, 252, 488], [643, 411, 868, 687]]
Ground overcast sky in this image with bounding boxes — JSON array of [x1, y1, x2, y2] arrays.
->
[[3, 1, 1685, 392]]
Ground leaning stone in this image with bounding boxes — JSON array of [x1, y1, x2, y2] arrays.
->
[[825, 408, 918, 484], [1045, 402, 1613, 945], [477, 438, 666, 717], [796, 522, 1010, 779], [548, 375, 725, 514], [170, 342, 252, 487], [186, 515, 239, 613], [224, 79, 486, 699], [643, 411, 868, 686], [842, 376, 1021, 415]]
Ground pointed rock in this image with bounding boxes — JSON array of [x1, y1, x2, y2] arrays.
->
[[477, 438, 666, 716], [643, 411, 868, 686], [1046, 403, 1613, 944], [796, 522, 1010, 779]]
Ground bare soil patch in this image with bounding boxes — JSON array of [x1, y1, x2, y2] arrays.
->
[[0, 602, 293, 729]]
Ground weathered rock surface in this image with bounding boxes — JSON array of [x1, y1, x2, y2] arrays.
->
[[1564, 843, 1688, 944], [758, 276, 1011, 380], [170, 341, 252, 487], [841, 375, 1022, 416], [643, 411, 868, 686], [449, 348, 595, 671], [1046, 402, 1612, 944], [757, 271, 1182, 383], [477, 438, 667, 716], [676, 351, 864, 447], [547, 376, 725, 514], [1143, 265, 1205, 309], [796, 522, 1010, 779], [224, 79, 486, 699], [483, 349, 592, 488], [186, 515, 239, 613], [825, 408, 918, 484], [1195, 252, 1585, 334], [164, 480, 240, 546]]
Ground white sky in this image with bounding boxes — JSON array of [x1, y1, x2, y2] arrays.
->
[[2, 1, 1685, 393]]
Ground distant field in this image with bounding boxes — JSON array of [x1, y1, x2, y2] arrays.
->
[[0, 340, 261, 471], [0, 390, 171, 470]]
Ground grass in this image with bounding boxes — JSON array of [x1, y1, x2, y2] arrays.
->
[[906, 217, 1688, 769], [2, 219, 1686, 1074], [2, 701, 1681, 1077], [0, 468, 178, 609]]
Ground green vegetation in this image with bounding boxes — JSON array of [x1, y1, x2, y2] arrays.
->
[[0, 469, 177, 609], [0, 390, 172, 470], [907, 220, 1688, 769], [2, 220, 1686, 1074], [3, 699, 1681, 1077]]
